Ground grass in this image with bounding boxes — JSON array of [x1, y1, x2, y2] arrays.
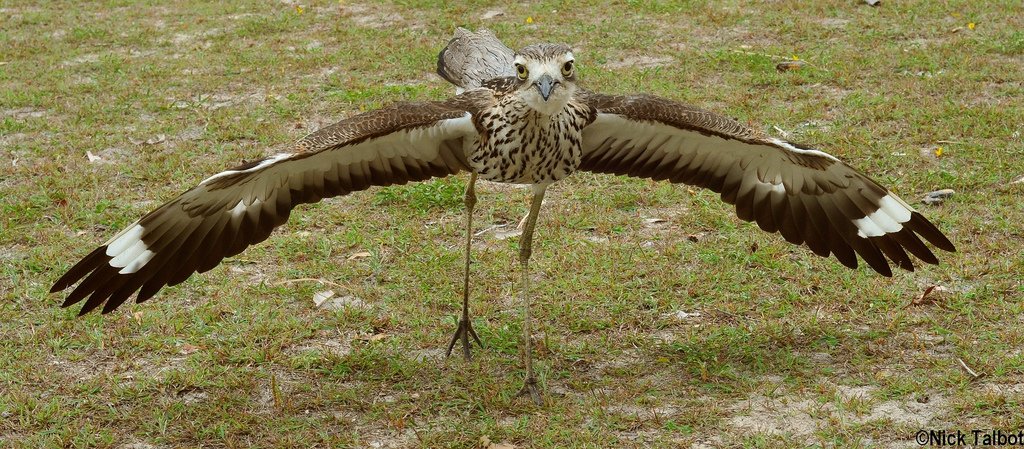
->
[[2, 0, 1023, 447]]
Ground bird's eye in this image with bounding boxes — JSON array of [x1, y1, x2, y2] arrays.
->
[[516, 63, 528, 79], [561, 60, 574, 76]]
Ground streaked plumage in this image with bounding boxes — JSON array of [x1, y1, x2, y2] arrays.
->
[[436, 27, 515, 93], [53, 29, 955, 403]]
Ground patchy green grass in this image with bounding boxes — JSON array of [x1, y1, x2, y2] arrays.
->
[[2, 0, 1023, 447]]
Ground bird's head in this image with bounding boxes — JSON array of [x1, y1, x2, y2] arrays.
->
[[512, 43, 577, 116]]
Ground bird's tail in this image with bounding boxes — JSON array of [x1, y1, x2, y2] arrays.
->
[[436, 27, 516, 93]]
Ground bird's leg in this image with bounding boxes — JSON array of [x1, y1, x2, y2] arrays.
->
[[446, 173, 483, 360], [515, 184, 547, 405]]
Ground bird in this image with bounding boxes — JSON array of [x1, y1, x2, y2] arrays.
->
[[52, 29, 956, 405]]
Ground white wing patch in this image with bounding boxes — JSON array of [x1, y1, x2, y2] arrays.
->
[[853, 194, 913, 238], [105, 223, 143, 257], [119, 249, 155, 274], [104, 223, 155, 274]]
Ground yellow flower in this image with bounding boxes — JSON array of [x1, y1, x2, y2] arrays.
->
[[967, 22, 976, 30], [296, 5, 304, 14], [935, 147, 943, 157], [526, 16, 533, 24], [792, 55, 800, 61]]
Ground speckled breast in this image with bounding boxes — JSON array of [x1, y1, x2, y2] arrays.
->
[[468, 99, 592, 184]]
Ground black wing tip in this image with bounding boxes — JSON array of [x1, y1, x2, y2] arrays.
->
[[51, 245, 107, 293], [77, 304, 95, 316], [64, 286, 140, 316], [52, 245, 140, 316], [868, 259, 894, 277], [909, 212, 956, 253]]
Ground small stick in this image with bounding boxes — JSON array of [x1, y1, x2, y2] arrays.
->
[[273, 277, 346, 289], [956, 357, 983, 380]]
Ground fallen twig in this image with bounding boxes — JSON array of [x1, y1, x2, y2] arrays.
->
[[273, 277, 346, 289], [956, 357, 984, 380]]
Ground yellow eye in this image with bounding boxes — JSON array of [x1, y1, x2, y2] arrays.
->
[[516, 63, 528, 80], [561, 60, 574, 77]]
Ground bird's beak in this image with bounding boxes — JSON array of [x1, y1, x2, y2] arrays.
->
[[534, 74, 556, 101]]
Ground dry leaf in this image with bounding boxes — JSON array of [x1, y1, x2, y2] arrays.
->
[[347, 251, 371, 260], [313, 290, 335, 306], [180, 344, 201, 355], [353, 333, 389, 343], [921, 189, 954, 205], [643, 218, 667, 225], [904, 285, 952, 308], [670, 310, 701, 320], [145, 134, 166, 145], [863, 0, 880, 6], [317, 294, 367, 311], [479, 437, 517, 449], [686, 232, 707, 242], [480, 9, 504, 19], [494, 229, 522, 240], [776, 60, 807, 72], [1010, 175, 1024, 185], [86, 151, 101, 162], [920, 146, 943, 160]]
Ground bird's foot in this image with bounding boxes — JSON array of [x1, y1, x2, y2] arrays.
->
[[445, 316, 483, 360], [516, 376, 543, 405]]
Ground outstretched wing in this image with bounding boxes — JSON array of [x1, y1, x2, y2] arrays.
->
[[52, 100, 477, 315], [436, 27, 515, 93], [577, 91, 955, 276]]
